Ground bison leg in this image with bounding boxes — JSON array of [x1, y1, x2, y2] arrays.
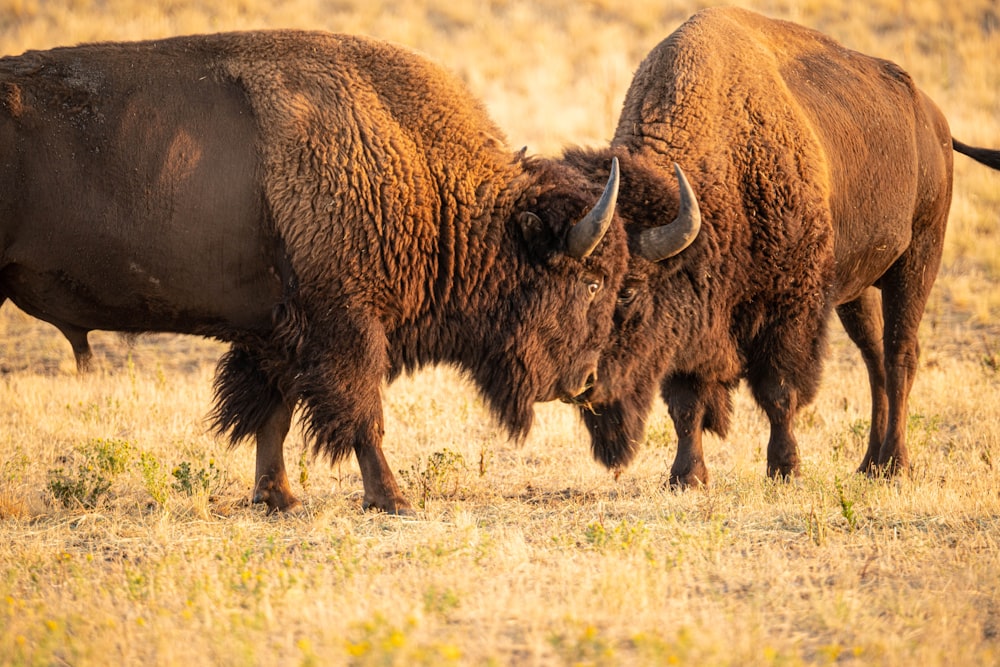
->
[[663, 376, 712, 488], [836, 288, 889, 474], [748, 348, 824, 481], [55, 323, 93, 373], [353, 434, 413, 516], [747, 294, 831, 480], [252, 401, 303, 513], [212, 345, 301, 512], [870, 201, 948, 476], [757, 383, 801, 480], [874, 242, 944, 475], [295, 318, 414, 516]]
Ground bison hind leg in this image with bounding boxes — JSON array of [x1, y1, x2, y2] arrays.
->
[[211, 345, 285, 444], [212, 345, 302, 512], [52, 323, 93, 373], [836, 289, 889, 474]]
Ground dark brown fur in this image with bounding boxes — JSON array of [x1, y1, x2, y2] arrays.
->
[[566, 7, 1000, 485], [0, 31, 628, 513]]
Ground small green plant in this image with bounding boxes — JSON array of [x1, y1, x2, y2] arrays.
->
[[834, 477, 858, 531], [849, 418, 871, 437], [298, 449, 310, 492], [644, 419, 676, 449], [171, 459, 222, 497], [344, 613, 462, 666], [632, 627, 696, 665], [584, 518, 649, 551], [807, 504, 826, 546], [422, 585, 460, 618], [477, 441, 492, 477], [47, 438, 134, 509], [398, 448, 467, 508], [907, 412, 941, 448], [1, 449, 30, 484], [982, 338, 1000, 373], [138, 451, 170, 506], [344, 613, 412, 664]]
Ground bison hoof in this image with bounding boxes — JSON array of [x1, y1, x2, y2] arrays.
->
[[252, 483, 304, 514], [362, 498, 417, 517], [766, 463, 800, 481], [667, 465, 709, 490], [856, 456, 877, 476], [859, 456, 910, 479]]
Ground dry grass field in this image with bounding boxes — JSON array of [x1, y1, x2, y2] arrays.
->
[[1, 0, 999, 664]]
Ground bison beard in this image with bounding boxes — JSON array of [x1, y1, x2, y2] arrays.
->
[[0, 31, 628, 515], [567, 7, 1000, 487]]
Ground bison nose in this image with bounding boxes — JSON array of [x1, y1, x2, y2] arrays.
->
[[557, 361, 600, 404], [567, 368, 598, 402]]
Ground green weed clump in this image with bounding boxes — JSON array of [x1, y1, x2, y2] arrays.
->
[[584, 517, 649, 552], [138, 451, 170, 506], [171, 458, 223, 497], [398, 448, 468, 509], [46, 438, 134, 509]]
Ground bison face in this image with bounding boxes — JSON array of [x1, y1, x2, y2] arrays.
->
[[585, 161, 701, 403], [471, 157, 628, 440], [566, 154, 702, 468], [584, 271, 660, 404]]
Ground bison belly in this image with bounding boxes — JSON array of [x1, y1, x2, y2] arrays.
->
[[0, 67, 284, 338]]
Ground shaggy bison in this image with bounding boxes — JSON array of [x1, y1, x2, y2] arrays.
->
[[0, 31, 628, 514], [563, 7, 1000, 486]]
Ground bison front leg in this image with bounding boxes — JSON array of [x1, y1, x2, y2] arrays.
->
[[296, 318, 414, 516], [353, 427, 414, 516], [664, 378, 712, 488], [252, 401, 303, 513], [750, 366, 807, 481], [759, 388, 802, 481]]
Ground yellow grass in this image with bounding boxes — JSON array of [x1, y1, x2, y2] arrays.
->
[[1, 1, 999, 664]]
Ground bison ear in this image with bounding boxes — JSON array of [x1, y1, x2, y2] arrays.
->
[[517, 211, 550, 248]]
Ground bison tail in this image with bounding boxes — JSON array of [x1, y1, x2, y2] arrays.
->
[[953, 138, 1000, 171]]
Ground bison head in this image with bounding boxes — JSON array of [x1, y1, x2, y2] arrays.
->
[[467, 155, 627, 441], [559, 148, 703, 469]]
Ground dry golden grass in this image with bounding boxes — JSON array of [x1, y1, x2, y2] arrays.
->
[[1, 1, 999, 665]]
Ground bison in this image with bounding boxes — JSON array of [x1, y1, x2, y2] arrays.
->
[[0, 30, 629, 514], [561, 7, 1000, 486]]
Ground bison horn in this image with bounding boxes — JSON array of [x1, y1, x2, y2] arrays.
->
[[638, 163, 701, 262], [567, 156, 620, 259]]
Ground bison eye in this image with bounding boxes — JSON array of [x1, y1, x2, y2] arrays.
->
[[617, 287, 637, 305], [586, 278, 603, 298]]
